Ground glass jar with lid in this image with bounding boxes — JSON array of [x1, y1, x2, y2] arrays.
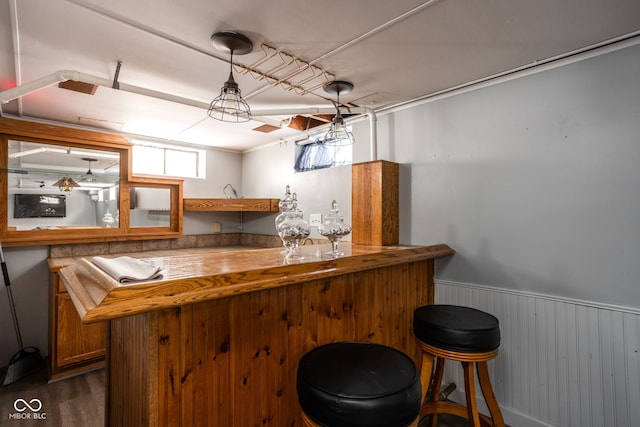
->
[[275, 185, 295, 229], [317, 200, 351, 259], [275, 196, 310, 260]]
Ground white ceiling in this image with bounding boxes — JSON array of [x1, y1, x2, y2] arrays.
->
[[1, 0, 639, 152]]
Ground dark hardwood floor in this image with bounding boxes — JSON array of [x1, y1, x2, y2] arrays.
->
[[0, 366, 473, 426], [0, 366, 104, 426]]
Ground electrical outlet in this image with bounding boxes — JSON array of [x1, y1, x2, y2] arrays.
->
[[309, 213, 322, 227]]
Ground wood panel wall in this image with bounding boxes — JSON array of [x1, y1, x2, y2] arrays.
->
[[107, 259, 433, 426], [107, 313, 154, 426]]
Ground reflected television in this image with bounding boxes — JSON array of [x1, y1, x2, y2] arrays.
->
[[14, 194, 67, 218]]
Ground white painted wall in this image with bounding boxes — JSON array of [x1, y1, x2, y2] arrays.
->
[[242, 43, 640, 309], [435, 280, 640, 427], [238, 42, 640, 426], [182, 147, 244, 234], [241, 141, 352, 240], [380, 43, 640, 308], [0, 246, 50, 369]]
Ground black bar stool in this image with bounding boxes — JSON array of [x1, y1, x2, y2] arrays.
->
[[413, 305, 505, 427], [296, 342, 421, 427]]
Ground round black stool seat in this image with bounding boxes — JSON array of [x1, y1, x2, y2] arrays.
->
[[413, 305, 500, 353], [297, 342, 421, 427]]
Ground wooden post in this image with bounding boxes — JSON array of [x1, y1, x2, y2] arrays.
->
[[351, 160, 399, 245]]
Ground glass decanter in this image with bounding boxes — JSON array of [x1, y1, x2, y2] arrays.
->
[[102, 210, 115, 228], [275, 185, 296, 253], [317, 200, 351, 259], [275, 198, 310, 260]]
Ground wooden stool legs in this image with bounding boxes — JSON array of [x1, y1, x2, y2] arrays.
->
[[417, 341, 505, 427], [477, 361, 505, 426]]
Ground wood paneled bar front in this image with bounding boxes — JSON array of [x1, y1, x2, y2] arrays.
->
[[58, 243, 454, 427]]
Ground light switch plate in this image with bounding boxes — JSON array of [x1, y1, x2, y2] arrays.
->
[[309, 213, 322, 226]]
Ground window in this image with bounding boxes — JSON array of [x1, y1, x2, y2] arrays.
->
[[132, 141, 205, 178], [294, 136, 352, 172]]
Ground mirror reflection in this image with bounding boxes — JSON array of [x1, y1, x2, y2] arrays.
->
[[7, 139, 121, 231], [130, 187, 171, 228]]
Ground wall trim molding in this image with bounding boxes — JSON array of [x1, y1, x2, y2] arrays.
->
[[435, 279, 640, 315], [447, 389, 555, 427], [434, 279, 640, 427]]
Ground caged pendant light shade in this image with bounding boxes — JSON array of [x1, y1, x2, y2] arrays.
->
[[207, 31, 253, 123], [323, 80, 355, 146]]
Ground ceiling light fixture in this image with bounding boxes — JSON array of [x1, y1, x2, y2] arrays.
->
[[207, 31, 253, 123], [82, 157, 97, 183], [323, 80, 355, 146], [53, 176, 80, 192]]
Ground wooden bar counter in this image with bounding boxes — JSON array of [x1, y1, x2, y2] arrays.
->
[[57, 243, 454, 427]]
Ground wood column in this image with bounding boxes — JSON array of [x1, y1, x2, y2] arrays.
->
[[352, 160, 399, 245]]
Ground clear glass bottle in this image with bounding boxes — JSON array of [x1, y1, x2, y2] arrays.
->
[[275, 185, 295, 253], [102, 210, 115, 228], [317, 200, 351, 259], [276, 197, 310, 260]]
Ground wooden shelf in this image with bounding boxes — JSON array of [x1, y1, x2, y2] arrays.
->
[[183, 198, 279, 212]]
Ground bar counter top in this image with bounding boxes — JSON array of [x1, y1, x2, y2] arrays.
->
[[55, 243, 454, 323]]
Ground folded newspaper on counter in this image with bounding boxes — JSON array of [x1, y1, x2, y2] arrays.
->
[[92, 256, 163, 283]]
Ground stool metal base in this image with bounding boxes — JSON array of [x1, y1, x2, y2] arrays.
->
[[417, 340, 504, 427]]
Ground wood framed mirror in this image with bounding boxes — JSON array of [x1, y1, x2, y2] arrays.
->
[[0, 117, 182, 247], [121, 177, 183, 238]]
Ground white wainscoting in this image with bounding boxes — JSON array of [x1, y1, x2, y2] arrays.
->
[[434, 280, 640, 427]]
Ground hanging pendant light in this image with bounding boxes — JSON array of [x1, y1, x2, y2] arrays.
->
[[53, 176, 80, 192], [82, 157, 97, 183], [323, 80, 355, 146], [207, 31, 253, 123]]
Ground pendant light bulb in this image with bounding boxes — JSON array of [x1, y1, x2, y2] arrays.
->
[[207, 31, 253, 123], [323, 80, 355, 146]]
